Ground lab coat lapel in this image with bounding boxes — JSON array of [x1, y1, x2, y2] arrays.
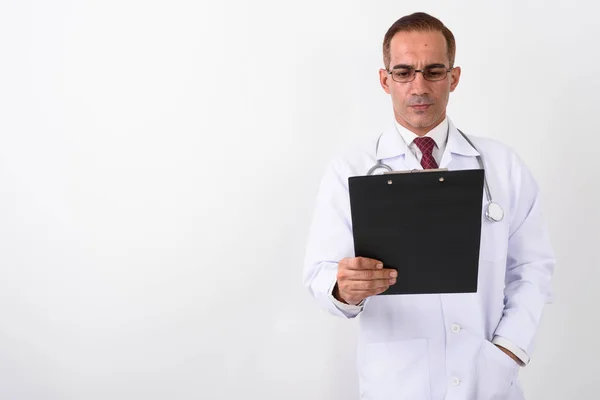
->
[[375, 123, 414, 171], [439, 119, 480, 169], [376, 124, 408, 160], [376, 123, 420, 171]]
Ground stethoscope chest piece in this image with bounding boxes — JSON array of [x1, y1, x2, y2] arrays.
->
[[486, 202, 504, 222]]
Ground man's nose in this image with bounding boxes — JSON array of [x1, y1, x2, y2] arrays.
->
[[410, 72, 430, 96]]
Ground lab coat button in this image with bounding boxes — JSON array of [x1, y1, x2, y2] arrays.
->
[[452, 377, 461, 386], [451, 324, 461, 333]]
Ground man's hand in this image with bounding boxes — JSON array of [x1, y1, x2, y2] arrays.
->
[[333, 257, 397, 305], [495, 344, 521, 365]]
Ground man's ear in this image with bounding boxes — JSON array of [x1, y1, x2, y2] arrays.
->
[[379, 69, 391, 94], [449, 66, 461, 92]]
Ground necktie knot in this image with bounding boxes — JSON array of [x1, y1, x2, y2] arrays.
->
[[414, 136, 436, 154], [413, 137, 438, 169]]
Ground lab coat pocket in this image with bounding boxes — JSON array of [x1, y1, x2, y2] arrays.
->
[[358, 338, 431, 400], [474, 340, 519, 400]]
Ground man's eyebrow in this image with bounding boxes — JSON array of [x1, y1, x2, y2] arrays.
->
[[425, 63, 448, 68], [391, 63, 448, 69], [391, 64, 413, 70]]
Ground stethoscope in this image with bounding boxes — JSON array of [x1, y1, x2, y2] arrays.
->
[[367, 128, 505, 222]]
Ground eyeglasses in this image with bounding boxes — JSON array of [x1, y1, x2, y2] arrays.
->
[[387, 65, 453, 83]]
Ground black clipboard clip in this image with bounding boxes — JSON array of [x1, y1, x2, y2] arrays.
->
[[383, 168, 449, 175]]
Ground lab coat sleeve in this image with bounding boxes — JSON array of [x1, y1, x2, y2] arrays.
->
[[493, 152, 555, 360], [303, 157, 362, 319], [492, 335, 529, 366]]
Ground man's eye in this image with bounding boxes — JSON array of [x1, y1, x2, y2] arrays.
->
[[393, 70, 411, 77], [425, 68, 445, 77]]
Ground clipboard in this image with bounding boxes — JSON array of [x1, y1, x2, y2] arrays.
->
[[348, 169, 484, 295]]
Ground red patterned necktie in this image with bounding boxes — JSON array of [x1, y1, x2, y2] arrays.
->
[[414, 137, 438, 169]]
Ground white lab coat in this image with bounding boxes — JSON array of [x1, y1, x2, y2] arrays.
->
[[303, 118, 555, 400]]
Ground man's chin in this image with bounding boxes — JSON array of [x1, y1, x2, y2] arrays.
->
[[406, 118, 437, 130], [396, 110, 443, 132]]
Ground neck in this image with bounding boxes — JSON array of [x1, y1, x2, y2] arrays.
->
[[395, 112, 446, 137]]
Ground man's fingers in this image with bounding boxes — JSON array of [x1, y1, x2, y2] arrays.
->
[[350, 279, 396, 291], [338, 277, 395, 303], [372, 285, 391, 295], [346, 257, 384, 271], [350, 284, 392, 296], [346, 268, 397, 281]]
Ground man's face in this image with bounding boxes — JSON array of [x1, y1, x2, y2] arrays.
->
[[379, 30, 461, 136]]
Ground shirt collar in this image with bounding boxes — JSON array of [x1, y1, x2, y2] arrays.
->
[[376, 117, 480, 160], [394, 117, 449, 150]]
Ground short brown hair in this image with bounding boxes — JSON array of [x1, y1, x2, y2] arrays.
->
[[383, 12, 456, 69]]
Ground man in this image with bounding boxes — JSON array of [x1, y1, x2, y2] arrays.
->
[[303, 12, 554, 400]]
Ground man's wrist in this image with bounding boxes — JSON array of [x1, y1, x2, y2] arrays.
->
[[495, 344, 521, 365], [332, 282, 347, 304]]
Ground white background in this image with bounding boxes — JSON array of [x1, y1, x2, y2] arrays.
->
[[0, 0, 597, 399]]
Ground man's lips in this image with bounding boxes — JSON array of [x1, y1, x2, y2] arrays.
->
[[410, 104, 432, 110]]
